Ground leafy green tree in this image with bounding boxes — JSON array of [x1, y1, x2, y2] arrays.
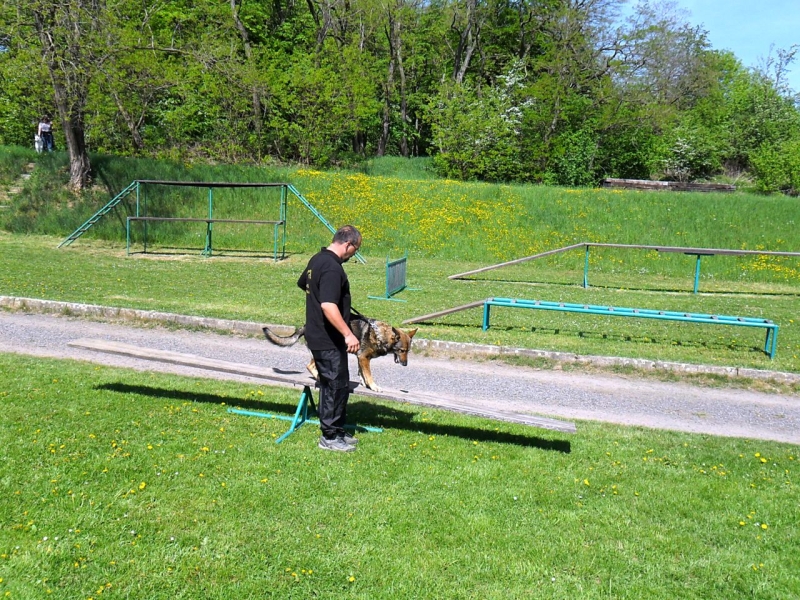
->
[[428, 64, 529, 182], [0, 0, 112, 190]]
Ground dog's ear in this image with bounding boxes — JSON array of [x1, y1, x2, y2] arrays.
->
[[406, 328, 417, 339]]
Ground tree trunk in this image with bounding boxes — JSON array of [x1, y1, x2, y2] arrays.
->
[[109, 89, 145, 151], [378, 24, 396, 157], [51, 77, 91, 192], [451, 0, 479, 84], [391, 13, 409, 157], [231, 0, 263, 137], [34, 8, 92, 192]]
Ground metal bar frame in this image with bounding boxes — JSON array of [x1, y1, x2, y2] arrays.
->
[[482, 297, 779, 358], [227, 385, 382, 443], [369, 252, 418, 302], [127, 217, 285, 261]]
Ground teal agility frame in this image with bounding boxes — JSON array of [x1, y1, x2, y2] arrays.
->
[[369, 252, 418, 301], [227, 384, 382, 443], [482, 297, 779, 359], [60, 180, 366, 264], [451, 243, 800, 295]]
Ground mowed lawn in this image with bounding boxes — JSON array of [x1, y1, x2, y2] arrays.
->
[[0, 353, 798, 599], [2, 233, 800, 376]]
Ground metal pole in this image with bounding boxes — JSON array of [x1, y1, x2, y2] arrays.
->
[[280, 185, 287, 259], [142, 184, 148, 254], [482, 302, 491, 331], [693, 254, 701, 294], [204, 187, 213, 256], [583, 244, 590, 288]]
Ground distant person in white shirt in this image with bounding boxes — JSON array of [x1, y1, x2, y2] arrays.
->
[[37, 116, 54, 152]]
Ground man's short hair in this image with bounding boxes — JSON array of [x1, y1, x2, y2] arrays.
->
[[333, 225, 361, 246]]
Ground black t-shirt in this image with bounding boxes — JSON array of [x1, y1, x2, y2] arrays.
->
[[297, 247, 352, 351]]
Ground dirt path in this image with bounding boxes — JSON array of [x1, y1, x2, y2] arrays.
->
[[2, 311, 799, 444]]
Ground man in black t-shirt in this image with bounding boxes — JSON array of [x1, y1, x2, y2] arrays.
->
[[297, 225, 362, 452]]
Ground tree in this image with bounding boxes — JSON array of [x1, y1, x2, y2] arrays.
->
[[0, 0, 114, 191]]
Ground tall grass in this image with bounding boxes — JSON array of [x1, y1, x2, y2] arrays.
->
[[0, 144, 38, 185], [2, 150, 800, 285]]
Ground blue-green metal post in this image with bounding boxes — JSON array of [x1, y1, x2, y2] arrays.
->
[[482, 302, 491, 331], [384, 256, 390, 296], [693, 254, 702, 294], [203, 187, 213, 256], [583, 245, 590, 288], [280, 185, 287, 259], [126, 218, 130, 256], [142, 183, 148, 254], [765, 327, 778, 359], [135, 181, 140, 217]]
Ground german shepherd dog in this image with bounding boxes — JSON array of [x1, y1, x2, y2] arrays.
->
[[263, 314, 417, 392]]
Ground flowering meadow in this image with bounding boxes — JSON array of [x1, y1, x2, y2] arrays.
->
[[0, 353, 798, 599]]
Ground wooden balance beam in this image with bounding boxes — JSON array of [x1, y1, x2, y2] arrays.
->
[[68, 338, 576, 434]]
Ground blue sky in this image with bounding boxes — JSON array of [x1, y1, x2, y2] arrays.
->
[[668, 0, 800, 92]]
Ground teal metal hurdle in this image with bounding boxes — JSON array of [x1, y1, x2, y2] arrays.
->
[[369, 252, 418, 301], [482, 297, 779, 359]]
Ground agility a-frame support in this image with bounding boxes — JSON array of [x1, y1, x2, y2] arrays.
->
[[228, 385, 383, 443]]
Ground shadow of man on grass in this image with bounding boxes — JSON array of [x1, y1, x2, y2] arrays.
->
[[96, 382, 571, 453]]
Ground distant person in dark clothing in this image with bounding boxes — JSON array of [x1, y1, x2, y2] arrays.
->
[[38, 116, 54, 152], [297, 225, 362, 452]]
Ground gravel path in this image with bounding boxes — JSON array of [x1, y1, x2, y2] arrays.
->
[[2, 311, 799, 444]]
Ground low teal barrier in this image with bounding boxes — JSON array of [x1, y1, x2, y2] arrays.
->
[[369, 252, 418, 302], [482, 297, 779, 359]]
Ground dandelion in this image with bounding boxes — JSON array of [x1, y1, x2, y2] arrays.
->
[[348, 576, 355, 583]]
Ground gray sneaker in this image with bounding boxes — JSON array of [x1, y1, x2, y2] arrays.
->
[[318, 436, 356, 452], [342, 432, 359, 445]]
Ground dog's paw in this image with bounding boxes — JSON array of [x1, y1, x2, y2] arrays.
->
[[366, 382, 382, 392]]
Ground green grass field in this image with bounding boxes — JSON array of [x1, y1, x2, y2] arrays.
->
[[2, 233, 799, 377], [0, 353, 798, 599], [2, 153, 800, 597]]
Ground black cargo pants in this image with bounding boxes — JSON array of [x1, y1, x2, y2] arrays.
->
[[310, 347, 350, 439]]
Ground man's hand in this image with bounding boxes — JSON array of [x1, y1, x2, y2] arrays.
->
[[344, 332, 360, 354], [321, 302, 361, 354]]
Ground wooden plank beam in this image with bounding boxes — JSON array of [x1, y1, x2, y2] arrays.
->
[[448, 243, 586, 279], [401, 300, 487, 325], [601, 178, 735, 192], [68, 338, 577, 434]]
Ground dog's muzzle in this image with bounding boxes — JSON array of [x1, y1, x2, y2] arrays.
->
[[395, 354, 408, 366]]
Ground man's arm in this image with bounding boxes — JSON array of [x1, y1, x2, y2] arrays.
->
[[320, 302, 360, 354]]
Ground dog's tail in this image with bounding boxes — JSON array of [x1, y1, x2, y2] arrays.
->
[[262, 325, 306, 346]]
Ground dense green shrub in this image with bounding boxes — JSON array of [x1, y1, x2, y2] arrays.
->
[[751, 140, 800, 195]]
